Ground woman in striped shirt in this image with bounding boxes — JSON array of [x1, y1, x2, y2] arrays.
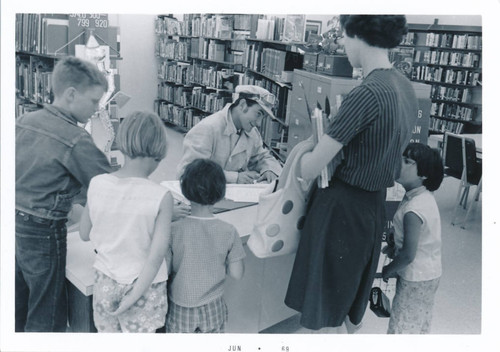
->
[[285, 15, 418, 333]]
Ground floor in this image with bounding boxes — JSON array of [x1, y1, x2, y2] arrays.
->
[[153, 126, 482, 335]]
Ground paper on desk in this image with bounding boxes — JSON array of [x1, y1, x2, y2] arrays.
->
[[160, 180, 273, 203], [225, 183, 273, 202]]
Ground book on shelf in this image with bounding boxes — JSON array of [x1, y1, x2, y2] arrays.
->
[[234, 15, 252, 31], [42, 17, 69, 55], [282, 15, 305, 42], [256, 19, 275, 41], [215, 15, 233, 39]]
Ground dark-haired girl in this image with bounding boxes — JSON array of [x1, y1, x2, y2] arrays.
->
[[165, 158, 245, 333], [285, 15, 419, 332], [382, 143, 444, 334]]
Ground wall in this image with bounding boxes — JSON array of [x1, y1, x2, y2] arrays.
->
[[112, 15, 157, 118], [406, 15, 481, 26]]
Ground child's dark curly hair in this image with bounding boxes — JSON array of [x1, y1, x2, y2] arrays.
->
[[180, 158, 226, 205], [403, 143, 444, 192], [340, 15, 408, 49]]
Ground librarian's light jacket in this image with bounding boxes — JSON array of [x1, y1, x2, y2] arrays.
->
[[177, 104, 282, 183]]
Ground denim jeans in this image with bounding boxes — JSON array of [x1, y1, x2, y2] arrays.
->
[[15, 211, 68, 332]]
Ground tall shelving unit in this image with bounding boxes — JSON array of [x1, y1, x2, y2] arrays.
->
[[154, 14, 305, 161], [397, 23, 482, 135], [154, 14, 243, 133], [15, 13, 123, 167]]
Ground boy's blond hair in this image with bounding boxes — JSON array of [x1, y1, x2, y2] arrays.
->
[[116, 111, 167, 160], [52, 56, 108, 97]]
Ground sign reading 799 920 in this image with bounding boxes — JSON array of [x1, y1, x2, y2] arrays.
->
[[69, 14, 109, 29]]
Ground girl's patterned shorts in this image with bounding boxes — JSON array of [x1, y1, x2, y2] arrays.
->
[[166, 296, 228, 333], [388, 276, 440, 334], [92, 270, 168, 333]]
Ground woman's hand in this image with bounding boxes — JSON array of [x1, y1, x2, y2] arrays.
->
[[381, 265, 398, 283]]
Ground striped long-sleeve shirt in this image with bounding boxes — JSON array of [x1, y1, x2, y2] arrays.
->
[[327, 68, 418, 191]]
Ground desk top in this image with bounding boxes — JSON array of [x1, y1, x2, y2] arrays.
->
[[66, 204, 258, 296]]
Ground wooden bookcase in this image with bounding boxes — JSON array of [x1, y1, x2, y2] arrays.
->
[[394, 23, 482, 135], [154, 14, 305, 161]]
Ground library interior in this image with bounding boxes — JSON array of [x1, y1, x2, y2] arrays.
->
[[12, 13, 483, 338]]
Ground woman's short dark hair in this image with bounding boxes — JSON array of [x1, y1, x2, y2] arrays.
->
[[403, 143, 444, 192], [340, 15, 408, 49], [180, 159, 226, 205]]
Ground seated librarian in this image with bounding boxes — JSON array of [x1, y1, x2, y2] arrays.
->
[[176, 85, 282, 184]]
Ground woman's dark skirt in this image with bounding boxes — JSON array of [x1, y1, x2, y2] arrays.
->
[[284, 179, 385, 329]]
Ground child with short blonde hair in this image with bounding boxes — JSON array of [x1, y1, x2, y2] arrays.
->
[[80, 111, 173, 333]]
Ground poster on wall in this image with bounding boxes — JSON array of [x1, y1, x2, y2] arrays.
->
[[282, 14, 306, 42]]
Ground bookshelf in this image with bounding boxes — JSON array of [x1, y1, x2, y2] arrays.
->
[[15, 13, 124, 167], [154, 14, 306, 160], [392, 23, 482, 135]]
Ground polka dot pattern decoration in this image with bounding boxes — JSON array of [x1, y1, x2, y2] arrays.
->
[[246, 139, 316, 258], [271, 240, 284, 252], [282, 200, 294, 214], [297, 216, 306, 230], [266, 224, 280, 237]]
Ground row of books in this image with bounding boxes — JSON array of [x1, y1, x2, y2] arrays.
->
[[157, 83, 191, 107], [191, 87, 232, 113], [155, 16, 188, 36], [430, 86, 473, 104], [158, 61, 236, 90], [158, 62, 191, 85], [425, 32, 482, 50], [156, 37, 191, 61], [400, 32, 416, 46], [157, 84, 232, 117], [16, 56, 54, 105], [157, 101, 203, 130], [263, 48, 303, 78], [430, 117, 465, 134], [191, 15, 234, 39], [256, 17, 287, 42], [414, 50, 481, 68], [192, 66, 235, 90], [243, 42, 263, 72], [430, 102, 474, 121], [16, 13, 69, 55], [190, 38, 228, 61], [412, 65, 480, 86]]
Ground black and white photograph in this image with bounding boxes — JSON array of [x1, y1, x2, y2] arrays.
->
[[1, 0, 499, 351]]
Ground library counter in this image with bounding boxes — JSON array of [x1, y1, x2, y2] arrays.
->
[[65, 204, 297, 333]]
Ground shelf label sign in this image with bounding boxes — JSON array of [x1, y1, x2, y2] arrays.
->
[[69, 14, 109, 29]]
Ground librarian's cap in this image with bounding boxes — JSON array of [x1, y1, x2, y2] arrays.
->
[[234, 85, 277, 120]]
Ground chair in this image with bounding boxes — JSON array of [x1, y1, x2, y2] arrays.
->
[[442, 132, 482, 228]]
